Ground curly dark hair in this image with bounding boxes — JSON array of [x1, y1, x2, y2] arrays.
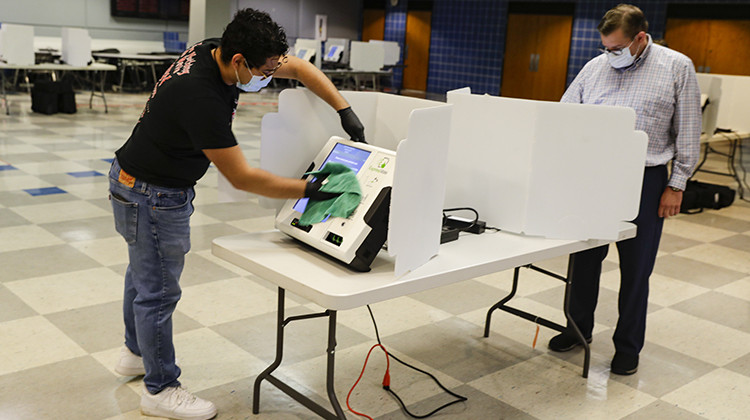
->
[[219, 8, 289, 68]]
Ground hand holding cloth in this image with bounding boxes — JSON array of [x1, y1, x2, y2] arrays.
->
[[300, 162, 362, 225]]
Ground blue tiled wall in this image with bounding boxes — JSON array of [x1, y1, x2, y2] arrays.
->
[[379, 0, 750, 96], [428, 0, 508, 94], [384, 1, 408, 91]]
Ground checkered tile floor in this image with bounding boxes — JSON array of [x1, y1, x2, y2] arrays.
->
[[1, 89, 749, 420]]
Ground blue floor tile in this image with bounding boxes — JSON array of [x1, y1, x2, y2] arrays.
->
[[24, 186, 67, 196], [67, 171, 104, 178], [0, 165, 18, 171]]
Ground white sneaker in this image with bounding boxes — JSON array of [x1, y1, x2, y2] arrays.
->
[[114, 346, 146, 376], [141, 386, 217, 420]]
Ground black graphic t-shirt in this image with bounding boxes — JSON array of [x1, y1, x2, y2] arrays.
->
[[116, 38, 239, 187]]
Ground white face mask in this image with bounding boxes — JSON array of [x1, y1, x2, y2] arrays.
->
[[234, 61, 273, 92], [606, 38, 640, 69]]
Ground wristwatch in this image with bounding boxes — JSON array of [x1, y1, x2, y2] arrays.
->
[[670, 186, 683, 192]]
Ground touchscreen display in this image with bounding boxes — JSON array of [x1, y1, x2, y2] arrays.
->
[[293, 143, 371, 214]]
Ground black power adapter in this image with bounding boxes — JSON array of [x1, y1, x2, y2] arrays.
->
[[440, 225, 460, 243], [444, 216, 486, 234]]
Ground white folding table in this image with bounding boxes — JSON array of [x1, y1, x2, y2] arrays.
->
[[212, 223, 636, 419], [695, 130, 750, 199], [322, 69, 393, 91], [92, 52, 178, 92], [0, 62, 116, 115]]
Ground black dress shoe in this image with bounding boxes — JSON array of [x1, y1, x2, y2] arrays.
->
[[611, 352, 639, 375], [548, 333, 592, 352]]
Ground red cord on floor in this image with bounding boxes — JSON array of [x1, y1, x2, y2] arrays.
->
[[346, 344, 391, 419]]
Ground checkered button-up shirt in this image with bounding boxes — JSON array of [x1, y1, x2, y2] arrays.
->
[[561, 36, 701, 190]]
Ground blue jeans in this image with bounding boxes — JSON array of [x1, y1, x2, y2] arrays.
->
[[109, 157, 194, 394]]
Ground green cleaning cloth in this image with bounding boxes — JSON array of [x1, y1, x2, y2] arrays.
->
[[299, 162, 362, 226]]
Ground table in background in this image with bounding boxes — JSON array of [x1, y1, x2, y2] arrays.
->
[[92, 52, 179, 92], [696, 131, 750, 199], [0, 62, 116, 115], [212, 223, 636, 419], [322, 69, 393, 91]]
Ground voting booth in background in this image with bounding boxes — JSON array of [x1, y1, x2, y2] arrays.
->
[[293, 38, 321, 68], [323, 38, 349, 65], [368, 40, 400, 67], [61, 27, 92, 67], [445, 88, 648, 241], [349, 41, 385, 71], [696, 74, 722, 137], [259, 89, 452, 276], [696, 73, 750, 133], [0, 24, 35, 65]]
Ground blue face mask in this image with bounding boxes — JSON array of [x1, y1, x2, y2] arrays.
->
[[234, 61, 272, 92]]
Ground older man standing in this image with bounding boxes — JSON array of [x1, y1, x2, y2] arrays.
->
[[547, 4, 701, 375]]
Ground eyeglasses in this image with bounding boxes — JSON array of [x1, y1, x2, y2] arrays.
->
[[598, 38, 635, 56], [245, 55, 288, 79]]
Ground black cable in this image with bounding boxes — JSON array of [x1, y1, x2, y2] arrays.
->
[[366, 305, 467, 418], [442, 207, 479, 233]]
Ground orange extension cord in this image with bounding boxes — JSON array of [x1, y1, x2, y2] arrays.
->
[[346, 344, 391, 420]]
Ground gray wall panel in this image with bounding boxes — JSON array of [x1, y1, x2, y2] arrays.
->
[[236, 0, 301, 39], [0, 0, 359, 42], [0, 0, 188, 41], [234, 0, 359, 41], [298, 0, 359, 40]]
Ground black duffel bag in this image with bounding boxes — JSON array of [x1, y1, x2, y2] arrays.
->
[[58, 78, 77, 114], [31, 81, 60, 115], [680, 180, 735, 214], [31, 79, 76, 115]]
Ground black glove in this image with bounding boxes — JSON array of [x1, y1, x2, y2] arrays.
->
[[304, 174, 342, 201], [338, 107, 366, 143]]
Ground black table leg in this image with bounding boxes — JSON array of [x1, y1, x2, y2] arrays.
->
[[253, 287, 286, 414], [484, 266, 521, 338], [483, 258, 590, 378], [253, 287, 347, 419], [326, 310, 346, 418], [564, 253, 590, 378]]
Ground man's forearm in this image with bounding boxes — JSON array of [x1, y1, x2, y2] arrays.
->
[[294, 59, 350, 110]]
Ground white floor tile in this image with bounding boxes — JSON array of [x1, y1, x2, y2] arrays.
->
[[178, 277, 287, 326], [0, 144, 48, 154], [645, 273, 711, 307], [70, 236, 129, 266], [172, 328, 268, 392], [11, 200, 110, 224], [338, 296, 453, 340], [469, 354, 656, 420], [64, 182, 110, 200], [646, 308, 750, 366], [0, 225, 64, 252], [0, 175, 54, 192], [5, 267, 122, 314], [662, 219, 736, 242], [675, 243, 750, 274], [0, 316, 87, 375], [662, 368, 750, 420], [716, 276, 750, 302]]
